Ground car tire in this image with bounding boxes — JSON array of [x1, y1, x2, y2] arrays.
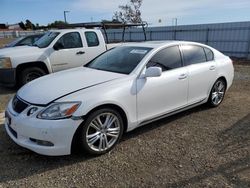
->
[[77, 108, 124, 155], [19, 67, 46, 86], [208, 78, 226, 107]]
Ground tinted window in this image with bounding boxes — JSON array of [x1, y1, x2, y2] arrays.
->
[[204, 47, 214, 61], [86, 46, 152, 74], [147, 46, 182, 71], [56, 32, 83, 49], [182, 45, 206, 66], [85, 32, 99, 47]]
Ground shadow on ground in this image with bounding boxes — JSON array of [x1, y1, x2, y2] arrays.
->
[[0, 104, 210, 183], [0, 105, 249, 186], [0, 86, 16, 95], [165, 113, 250, 187]]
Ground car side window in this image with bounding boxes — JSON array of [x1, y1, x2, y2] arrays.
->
[[182, 45, 206, 66], [85, 32, 99, 47], [146, 46, 182, 71], [204, 47, 214, 61], [56, 32, 83, 49]]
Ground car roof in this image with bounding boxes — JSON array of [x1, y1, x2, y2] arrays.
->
[[121, 40, 211, 49]]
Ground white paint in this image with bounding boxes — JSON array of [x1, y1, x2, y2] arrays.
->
[[4, 41, 234, 156]]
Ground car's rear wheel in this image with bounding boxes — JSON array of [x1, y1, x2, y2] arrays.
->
[[208, 79, 226, 107], [19, 67, 46, 86], [78, 108, 124, 155]]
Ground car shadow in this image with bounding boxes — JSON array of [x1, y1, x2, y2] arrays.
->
[[0, 86, 17, 95], [165, 113, 250, 187], [0, 104, 211, 183], [121, 104, 210, 142]]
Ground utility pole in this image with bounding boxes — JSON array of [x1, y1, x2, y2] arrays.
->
[[172, 18, 178, 26], [64, 10, 70, 23]]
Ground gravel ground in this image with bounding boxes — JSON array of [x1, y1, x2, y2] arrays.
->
[[0, 64, 249, 187], [0, 38, 14, 48]]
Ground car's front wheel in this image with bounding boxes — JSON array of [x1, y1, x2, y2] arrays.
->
[[78, 108, 124, 155], [208, 78, 226, 107]]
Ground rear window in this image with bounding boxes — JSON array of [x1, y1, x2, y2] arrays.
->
[[182, 45, 206, 66], [204, 47, 214, 61], [85, 32, 99, 47]]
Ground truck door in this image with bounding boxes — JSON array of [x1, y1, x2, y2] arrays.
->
[[49, 32, 86, 72], [81, 31, 107, 64]]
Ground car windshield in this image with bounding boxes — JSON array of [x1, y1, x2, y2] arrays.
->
[[33, 32, 59, 48], [85, 46, 152, 74], [5, 37, 24, 47]]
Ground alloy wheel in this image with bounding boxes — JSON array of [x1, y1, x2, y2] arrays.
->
[[211, 80, 226, 106], [86, 112, 121, 152]]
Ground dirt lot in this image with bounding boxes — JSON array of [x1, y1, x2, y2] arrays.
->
[[0, 64, 249, 187], [0, 38, 15, 48]]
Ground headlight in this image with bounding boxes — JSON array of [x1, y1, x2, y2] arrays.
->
[[37, 102, 81, 120], [0, 57, 12, 68]]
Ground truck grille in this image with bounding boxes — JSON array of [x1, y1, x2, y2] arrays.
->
[[12, 95, 29, 113]]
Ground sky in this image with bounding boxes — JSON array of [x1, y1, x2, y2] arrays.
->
[[1, 0, 250, 26]]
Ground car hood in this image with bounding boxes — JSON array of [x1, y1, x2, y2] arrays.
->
[[0, 46, 41, 57], [18, 67, 125, 105]]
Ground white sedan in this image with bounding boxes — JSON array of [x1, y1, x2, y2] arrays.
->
[[5, 41, 234, 156]]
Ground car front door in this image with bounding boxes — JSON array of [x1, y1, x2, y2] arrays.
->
[[136, 45, 188, 123], [181, 45, 217, 104], [50, 32, 86, 72]]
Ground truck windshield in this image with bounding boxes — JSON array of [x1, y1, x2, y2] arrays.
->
[[33, 32, 59, 48], [5, 37, 24, 47], [85, 46, 152, 74]]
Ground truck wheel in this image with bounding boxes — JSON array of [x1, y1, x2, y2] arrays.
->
[[19, 67, 46, 86]]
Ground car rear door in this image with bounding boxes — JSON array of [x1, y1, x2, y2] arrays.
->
[[180, 44, 217, 105], [81, 31, 107, 64], [137, 45, 188, 123]]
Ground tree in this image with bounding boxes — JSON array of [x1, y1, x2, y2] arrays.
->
[[18, 21, 26, 30], [113, 0, 143, 23], [25, 19, 35, 30], [47, 20, 69, 28]]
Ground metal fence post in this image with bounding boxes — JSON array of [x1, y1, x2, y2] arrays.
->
[[129, 31, 131, 41], [173, 29, 176, 40], [206, 28, 209, 44], [247, 27, 250, 59], [15, 30, 19, 38]]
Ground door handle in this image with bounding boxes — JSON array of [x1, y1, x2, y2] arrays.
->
[[209, 65, 216, 70], [76, 51, 85, 55], [179, 73, 187, 80]]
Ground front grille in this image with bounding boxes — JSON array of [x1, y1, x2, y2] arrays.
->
[[12, 95, 28, 113]]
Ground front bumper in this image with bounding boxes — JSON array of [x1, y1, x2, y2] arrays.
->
[[0, 68, 16, 87], [5, 100, 83, 156]]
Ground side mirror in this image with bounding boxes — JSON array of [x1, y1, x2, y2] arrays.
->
[[144, 67, 162, 78], [53, 42, 64, 50]]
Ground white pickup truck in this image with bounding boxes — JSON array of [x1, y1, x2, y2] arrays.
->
[[0, 28, 119, 86]]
